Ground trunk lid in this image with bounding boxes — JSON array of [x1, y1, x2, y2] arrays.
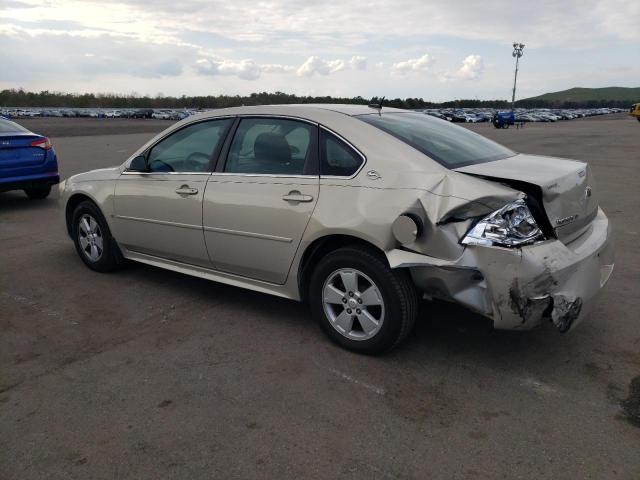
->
[[0, 133, 48, 172], [455, 154, 598, 242]]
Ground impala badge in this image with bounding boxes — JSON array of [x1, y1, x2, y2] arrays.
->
[[556, 214, 579, 227]]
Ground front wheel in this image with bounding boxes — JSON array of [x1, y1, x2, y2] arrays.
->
[[309, 247, 417, 354], [24, 185, 51, 199], [71, 201, 124, 272]]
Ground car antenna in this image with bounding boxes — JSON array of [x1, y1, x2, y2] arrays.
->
[[368, 96, 385, 112]]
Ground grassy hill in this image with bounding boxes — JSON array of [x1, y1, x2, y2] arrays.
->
[[522, 87, 640, 104]]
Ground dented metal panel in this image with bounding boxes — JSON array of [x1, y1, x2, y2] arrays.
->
[[456, 154, 599, 242], [403, 208, 614, 331]]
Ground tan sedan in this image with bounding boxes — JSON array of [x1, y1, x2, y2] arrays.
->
[[60, 104, 614, 354]]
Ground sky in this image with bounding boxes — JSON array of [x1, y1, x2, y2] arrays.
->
[[1, 0, 639, 101]]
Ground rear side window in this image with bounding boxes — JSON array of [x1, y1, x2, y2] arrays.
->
[[320, 130, 363, 177], [357, 112, 515, 168], [147, 118, 232, 172], [224, 118, 315, 175]]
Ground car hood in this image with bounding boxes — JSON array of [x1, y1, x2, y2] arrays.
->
[[455, 153, 599, 241], [68, 166, 121, 183]]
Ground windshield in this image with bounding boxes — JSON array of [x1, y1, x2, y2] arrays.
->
[[357, 112, 515, 168], [0, 119, 29, 134]]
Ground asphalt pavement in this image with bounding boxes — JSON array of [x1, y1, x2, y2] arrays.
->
[[1, 113, 639, 479]]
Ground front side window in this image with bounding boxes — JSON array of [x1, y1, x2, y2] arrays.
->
[[147, 118, 232, 172], [225, 118, 315, 175], [320, 130, 363, 177], [357, 112, 515, 168]]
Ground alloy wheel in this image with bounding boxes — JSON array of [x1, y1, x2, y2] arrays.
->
[[78, 214, 103, 262], [322, 268, 385, 341]]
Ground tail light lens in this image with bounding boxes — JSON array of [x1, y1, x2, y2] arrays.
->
[[461, 199, 544, 248], [30, 137, 52, 150]]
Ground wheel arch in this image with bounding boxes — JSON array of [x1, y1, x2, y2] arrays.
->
[[297, 233, 389, 303], [65, 192, 101, 236]]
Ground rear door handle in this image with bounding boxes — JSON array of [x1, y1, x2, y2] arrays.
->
[[282, 190, 314, 203], [175, 185, 199, 196]]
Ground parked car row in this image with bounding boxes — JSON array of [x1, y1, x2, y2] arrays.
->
[[423, 107, 626, 123], [1, 106, 627, 123], [0, 107, 200, 120]]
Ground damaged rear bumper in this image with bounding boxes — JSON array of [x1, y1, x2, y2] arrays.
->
[[406, 208, 614, 332]]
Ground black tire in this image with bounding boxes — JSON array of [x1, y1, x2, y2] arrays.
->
[[71, 201, 124, 272], [308, 247, 418, 354], [24, 185, 51, 199]]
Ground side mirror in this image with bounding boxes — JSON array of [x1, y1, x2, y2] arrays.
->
[[128, 155, 148, 172]]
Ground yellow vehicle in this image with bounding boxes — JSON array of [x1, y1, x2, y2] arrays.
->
[[630, 103, 640, 122]]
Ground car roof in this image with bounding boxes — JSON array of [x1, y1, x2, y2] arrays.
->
[[190, 103, 412, 121], [278, 104, 411, 116]]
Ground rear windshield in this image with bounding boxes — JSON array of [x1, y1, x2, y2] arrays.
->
[[357, 112, 515, 168], [0, 119, 29, 133]]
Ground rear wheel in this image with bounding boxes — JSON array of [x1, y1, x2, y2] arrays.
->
[[309, 247, 417, 354], [24, 185, 51, 199], [71, 201, 124, 272]]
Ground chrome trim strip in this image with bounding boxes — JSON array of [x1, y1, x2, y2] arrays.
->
[[234, 114, 319, 126], [114, 215, 202, 230], [319, 175, 359, 181], [203, 225, 292, 243], [122, 171, 212, 176], [209, 172, 315, 179]]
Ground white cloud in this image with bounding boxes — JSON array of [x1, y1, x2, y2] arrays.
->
[[261, 64, 295, 74], [436, 54, 485, 82], [297, 56, 345, 76], [196, 58, 261, 80], [295, 56, 368, 76], [1, 0, 638, 99], [456, 55, 484, 79], [349, 55, 367, 70], [0, 29, 187, 82], [392, 53, 434, 74], [327, 59, 346, 73], [4, 0, 638, 52], [194, 56, 358, 79]]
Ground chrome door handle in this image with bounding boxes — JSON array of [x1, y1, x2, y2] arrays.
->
[[282, 190, 314, 203], [175, 185, 199, 196]]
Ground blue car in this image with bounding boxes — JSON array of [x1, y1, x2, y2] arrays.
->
[[0, 118, 59, 199], [492, 111, 515, 129]]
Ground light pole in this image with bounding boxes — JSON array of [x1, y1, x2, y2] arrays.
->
[[511, 43, 525, 112]]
